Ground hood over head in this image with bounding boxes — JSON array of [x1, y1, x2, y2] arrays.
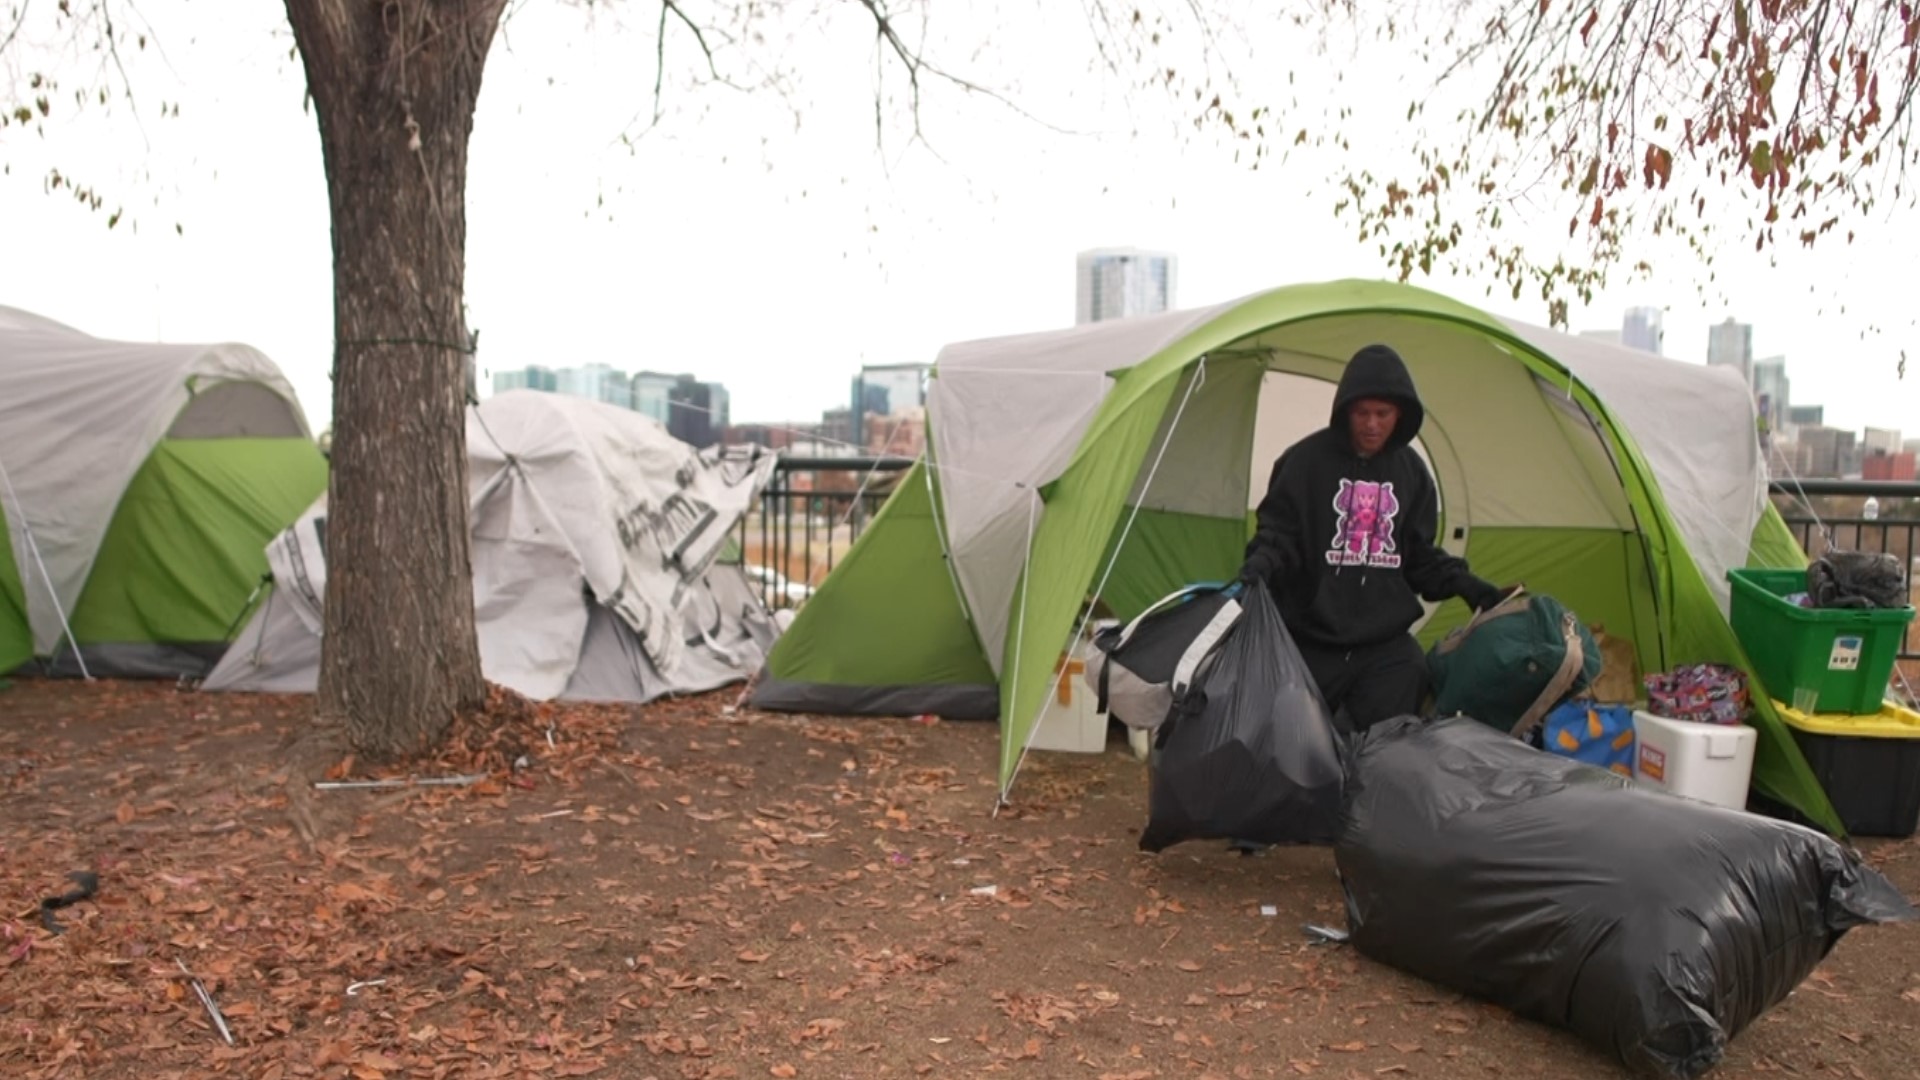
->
[[1330, 343, 1424, 451]]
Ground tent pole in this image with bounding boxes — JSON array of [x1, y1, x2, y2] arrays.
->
[[995, 486, 1041, 814], [0, 450, 92, 680], [1000, 356, 1211, 805]]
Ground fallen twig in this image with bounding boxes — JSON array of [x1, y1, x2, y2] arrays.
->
[[313, 773, 488, 791], [176, 959, 234, 1045]]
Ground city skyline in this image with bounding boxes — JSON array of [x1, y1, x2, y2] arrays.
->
[[1569, 303, 1920, 481], [477, 291, 1911, 479], [490, 362, 731, 448]]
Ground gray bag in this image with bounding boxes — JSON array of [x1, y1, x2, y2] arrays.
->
[[1082, 585, 1244, 732]]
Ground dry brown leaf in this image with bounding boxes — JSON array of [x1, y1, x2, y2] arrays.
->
[[1326, 1040, 1367, 1052], [1175, 960, 1202, 972], [738, 950, 772, 963], [771, 1067, 798, 1079]]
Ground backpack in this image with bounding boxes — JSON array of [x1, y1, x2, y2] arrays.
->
[[1427, 588, 1602, 741], [1083, 584, 1243, 732]]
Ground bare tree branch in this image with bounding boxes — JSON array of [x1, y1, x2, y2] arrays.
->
[[1, 0, 33, 56], [854, 0, 1086, 139]]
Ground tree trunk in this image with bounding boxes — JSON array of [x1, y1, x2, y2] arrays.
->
[[284, 0, 505, 757]]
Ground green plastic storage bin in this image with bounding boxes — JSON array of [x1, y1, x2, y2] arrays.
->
[[1727, 568, 1914, 715]]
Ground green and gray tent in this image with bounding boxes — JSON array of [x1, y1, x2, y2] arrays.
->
[[1, 305, 328, 679], [750, 279, 1844, 835]]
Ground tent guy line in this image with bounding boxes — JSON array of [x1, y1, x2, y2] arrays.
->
[[0, 450, 89, 680], [1000, 355, 1213, 809]]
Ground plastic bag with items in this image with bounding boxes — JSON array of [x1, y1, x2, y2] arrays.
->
[[1137, 583, 1346, 852], [1643, 662, 1750, 726], [1335, 716, 1916, 1079]]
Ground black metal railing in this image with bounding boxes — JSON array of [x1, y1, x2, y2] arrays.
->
[[734, 455, 915, 611]]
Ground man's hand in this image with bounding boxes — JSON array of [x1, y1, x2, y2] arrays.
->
[[1466, 580, 1521, 613], [1236, 556, 1269, 589]]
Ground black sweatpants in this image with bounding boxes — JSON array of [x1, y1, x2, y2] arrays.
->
[[1296, 634, 1429, 735]]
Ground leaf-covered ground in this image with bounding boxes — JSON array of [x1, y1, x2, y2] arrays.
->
[[2, 678, 1915, 1079]]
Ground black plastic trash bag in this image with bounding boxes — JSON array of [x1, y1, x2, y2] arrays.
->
[[1334, 716, 1917, 1079], [1138, 582, 1346, 852], [1808, 550, 1908, 609]]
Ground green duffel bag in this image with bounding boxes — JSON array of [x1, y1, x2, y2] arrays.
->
[[1427, 587, 1602, 741]]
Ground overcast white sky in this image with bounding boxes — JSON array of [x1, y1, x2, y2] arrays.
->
[[3, 2, 1914, 438]]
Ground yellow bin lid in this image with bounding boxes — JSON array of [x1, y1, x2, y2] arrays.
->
[[1772, 698, 1920, 739]]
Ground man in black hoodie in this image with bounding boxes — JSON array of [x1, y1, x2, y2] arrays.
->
[[1237, 343, 1511, 733]]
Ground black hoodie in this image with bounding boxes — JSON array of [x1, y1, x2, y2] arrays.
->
[[1240, 344, 1498, 650]]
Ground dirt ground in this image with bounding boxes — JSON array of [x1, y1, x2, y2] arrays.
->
[[1, 678, 1916, 1080]]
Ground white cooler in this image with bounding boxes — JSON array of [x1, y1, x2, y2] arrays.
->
[[1631, 710, 1758, 810], [1033, 631, 1112, 753]]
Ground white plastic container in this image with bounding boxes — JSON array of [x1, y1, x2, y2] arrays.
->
[[1032, 633, 1111, 753], [1631, 710, 1758, 810]]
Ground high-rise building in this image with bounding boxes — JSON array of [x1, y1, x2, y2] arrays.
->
[[1707, 318, 1753, 384], [1796, 426, 1856, 478], [631, 371, 679, 426], [1751, 357, 1789, 431], [1075, 247, 1178, 324], [555, 363, 631, 409], [493, 365, 557, 395], [1864, 427, 1903, 455], [666, 376, 724, 448], [1621, 307, 1664, 355], [1787, 405, 1825, 427]]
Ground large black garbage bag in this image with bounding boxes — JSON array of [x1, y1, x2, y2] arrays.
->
[[1335, 716, 1917, 1079], [1808, 550, 1908, 609], [1138, 583, 1346, 852]]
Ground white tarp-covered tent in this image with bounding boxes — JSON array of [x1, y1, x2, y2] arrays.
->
[[203, 389, 782, 703], [1, 304, 326, 676]]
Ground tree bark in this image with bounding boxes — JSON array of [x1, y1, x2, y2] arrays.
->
[[284, 0, 505, 757]]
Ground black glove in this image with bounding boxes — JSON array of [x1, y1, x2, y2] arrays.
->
[[1464, 579, 1518, 613], [1236, 555, 1271, 588]]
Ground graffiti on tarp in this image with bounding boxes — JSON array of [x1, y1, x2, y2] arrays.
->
[[706, 445, 773, 490], [615, 490, 719, 575]]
